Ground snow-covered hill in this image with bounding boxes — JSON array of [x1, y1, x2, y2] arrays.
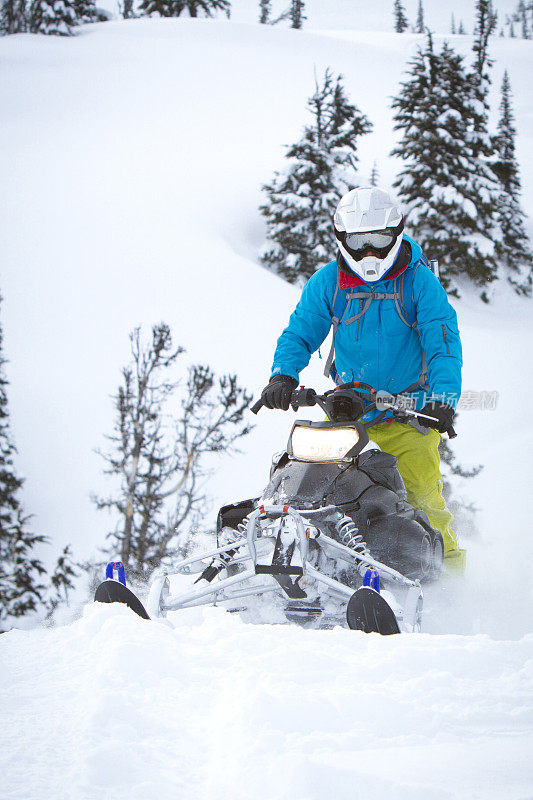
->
[[1, 7, 533, 798], [2, 14, 532, 567]]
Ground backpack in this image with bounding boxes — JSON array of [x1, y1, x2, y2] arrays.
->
[[324, 251, 440, 394]]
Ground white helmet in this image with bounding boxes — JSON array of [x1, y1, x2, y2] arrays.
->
[[333, 187, 404, 282]]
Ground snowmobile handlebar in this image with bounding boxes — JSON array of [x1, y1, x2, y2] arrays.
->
[[251, 384, 457, 439]]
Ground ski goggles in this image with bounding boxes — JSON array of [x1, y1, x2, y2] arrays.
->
[[345, 229, 397, 250], [335, 219, 404, 260]]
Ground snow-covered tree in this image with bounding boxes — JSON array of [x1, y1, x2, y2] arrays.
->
[[439, 433, 483, 544], [94, 324, 252, 578], [415, 0, 424, 33], [518, 0, 530, 36], [1, 0, 26, 33], [290, 0, 304, 28], [471, 0, 498, 115], [259, 0, 269, 24], [391, 34, 499, 295], [492, 71, 533, 295], [261, 69, 372, 284], [0, 298, 78, 630], [29, 0, 77, 34], [451, 13, 456, 34], [0, 307, 48, 631], [458, 19, 466, 34], [72, 0, 95, 23], [119, 0, 133, 18], [45, 546, 78, 619], [393, 0, 408, 32], [369, 161, 379, 187], [140, 0, 230, 18], [466, 0, 503, 292]]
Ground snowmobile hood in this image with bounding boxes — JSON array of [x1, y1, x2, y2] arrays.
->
[[263, 457, 374, 509]]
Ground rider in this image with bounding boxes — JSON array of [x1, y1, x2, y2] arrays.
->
[[260, 186, 465, 572]]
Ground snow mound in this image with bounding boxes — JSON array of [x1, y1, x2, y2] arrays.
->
[[2, 602, 533, 800]]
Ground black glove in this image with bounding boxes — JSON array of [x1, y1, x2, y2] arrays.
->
[[418, 401, 455, 434], [261, 375, 298, 410]]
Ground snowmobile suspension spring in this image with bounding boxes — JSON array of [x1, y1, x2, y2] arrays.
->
[[335, 514, 367, 554]]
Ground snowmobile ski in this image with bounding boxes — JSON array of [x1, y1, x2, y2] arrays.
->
[[94, 579, 150, 620], [346, 587, 400, 635]]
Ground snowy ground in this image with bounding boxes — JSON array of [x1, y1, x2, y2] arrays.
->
[[2, 603, 533, 800], [1, 6, 533, 799]]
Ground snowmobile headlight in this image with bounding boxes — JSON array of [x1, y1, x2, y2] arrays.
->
[[290, 425, 359, 462]]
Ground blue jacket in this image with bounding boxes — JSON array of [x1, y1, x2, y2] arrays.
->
[[271, 236, 462, 418]]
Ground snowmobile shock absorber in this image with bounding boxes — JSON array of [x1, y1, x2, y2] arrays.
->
[[105, 561, 126, 586], [335, 514, 367, 555]]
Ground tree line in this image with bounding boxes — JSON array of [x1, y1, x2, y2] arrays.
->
[[394, 0, 533, 39], [4, 0, 533, 42], [0, 0, 310, 35]]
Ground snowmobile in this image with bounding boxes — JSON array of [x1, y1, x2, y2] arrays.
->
[[95, 383, 455, 635]]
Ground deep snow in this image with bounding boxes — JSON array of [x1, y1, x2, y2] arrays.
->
[[2, 602, 533, 800], [1, 6, 533, 799]]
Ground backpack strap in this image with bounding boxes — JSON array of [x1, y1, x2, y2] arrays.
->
[[323, 255, 347, 378], [393, 263, 429, 390]]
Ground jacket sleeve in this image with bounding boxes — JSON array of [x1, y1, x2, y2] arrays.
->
[[413, 265, 463, 408], [271, 264, 336, 381]]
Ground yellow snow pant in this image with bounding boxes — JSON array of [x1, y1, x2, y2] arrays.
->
[[367, 421, 466, 572]]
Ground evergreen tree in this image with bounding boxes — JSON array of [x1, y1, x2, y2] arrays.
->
[[0, 0, 26, 33], [458, 19, 466, 34], [467, 0, 502, 293], [140, 0, 230, 18], [450, 13, 456, 34], [415, 0, 424, 33], [261, 69, 372, 284], [439, 433, 482, 543], [290, 0, 304, 28], [472, 1, 497, 107], [0, 307, 48, 631], [259, 0, 269, 24], [391, 35, 499, 294], [45, 545, 78, 619], [369, 160, 379, 187], [29, 0, 77, 34], [393, 0, 408, 32], [492, 71, 533, 295], [120, 0, 134, 18], [518, 0, 530, 36], [73, 0, 96, 23]]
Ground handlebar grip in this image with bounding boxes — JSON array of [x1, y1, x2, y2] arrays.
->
[[250, 398, 264, 415]]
